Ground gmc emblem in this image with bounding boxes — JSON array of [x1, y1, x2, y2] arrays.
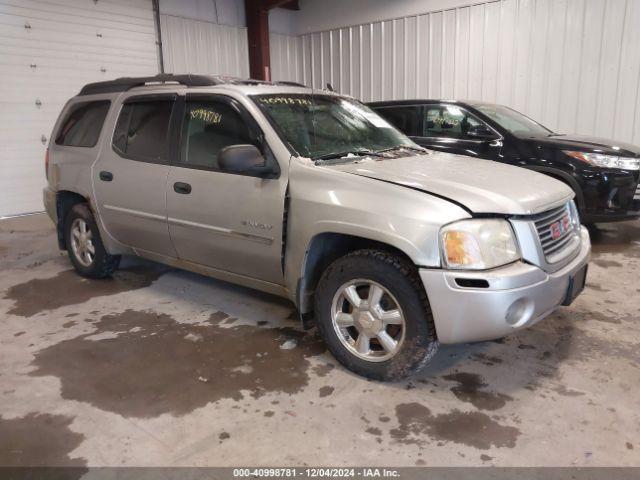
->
[[550, 215, 571, 240]]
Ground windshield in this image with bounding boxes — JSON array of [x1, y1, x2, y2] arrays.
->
[[252, 94, 418, 160], [474, 104, 553, 137]]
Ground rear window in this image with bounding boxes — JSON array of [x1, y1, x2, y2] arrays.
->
[[112, 99, 173, 163], [55, 100, 111, 147]]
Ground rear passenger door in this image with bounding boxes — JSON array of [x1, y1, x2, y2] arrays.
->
[[93, 94, 178, 257], [166, 94, 287, 284]]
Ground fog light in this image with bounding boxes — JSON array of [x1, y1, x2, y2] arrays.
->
[[505, 298, 534, 327]]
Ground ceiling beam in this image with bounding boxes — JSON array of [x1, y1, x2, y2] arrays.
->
[[261, 0, 299, 10]]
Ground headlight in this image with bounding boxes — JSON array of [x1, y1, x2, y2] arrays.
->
[[568, 200, 581, 229], [440, 219, 520, 270], [564, 151, 640, 170]]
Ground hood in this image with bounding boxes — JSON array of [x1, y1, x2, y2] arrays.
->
[[324, 152, 574, 215], [521, 133, 640, 157]]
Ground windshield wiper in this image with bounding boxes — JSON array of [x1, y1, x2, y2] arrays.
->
[[313, 149, 382, 162], [373, 145, 427, 154]]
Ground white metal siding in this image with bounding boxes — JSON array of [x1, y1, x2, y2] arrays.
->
[[0, 0, 159, 217], [282, 0, 640, 146], [269, 32, 303, 83], [159, 14, 249, 77]]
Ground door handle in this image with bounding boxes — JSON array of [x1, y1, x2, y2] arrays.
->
[[173, 182, 192, 194], [99, 171, 113, 182]]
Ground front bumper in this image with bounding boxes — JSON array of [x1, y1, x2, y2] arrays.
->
[[420, 226, 591, 344], [579, 169, 640, 223]]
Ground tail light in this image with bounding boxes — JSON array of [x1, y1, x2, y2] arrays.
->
[[45, 148, 50, 180]]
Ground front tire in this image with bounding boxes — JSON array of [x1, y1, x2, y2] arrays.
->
[[64, 203, 120, 278], [315, 249, 438, 381]]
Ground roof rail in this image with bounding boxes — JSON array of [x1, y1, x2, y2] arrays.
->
[[78, 74, 309, 96], [274, 81, 306, 87], [78, 74, 222, 96]]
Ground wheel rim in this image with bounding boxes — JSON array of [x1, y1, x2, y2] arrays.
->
[[330, 279, 406, 362], [70, 218, 95, 267]]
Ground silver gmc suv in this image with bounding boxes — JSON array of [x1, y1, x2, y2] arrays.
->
[[44, 74, 590, 380]]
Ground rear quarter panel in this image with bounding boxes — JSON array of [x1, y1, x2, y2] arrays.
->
[[48, 93, 132, 255]]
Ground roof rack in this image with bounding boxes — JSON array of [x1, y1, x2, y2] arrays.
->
[[78, 74, 223, 96], [78, 74, 309, 96]]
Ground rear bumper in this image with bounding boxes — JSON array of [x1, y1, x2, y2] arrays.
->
[[420, 226, 591, 344], [43, 186, 56, 223]]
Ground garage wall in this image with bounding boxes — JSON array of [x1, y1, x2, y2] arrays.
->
[[159, 14, 249, 77], [0, 0, 160, 217], [269, 32, 303, 83], [281, 0, 640, 146]]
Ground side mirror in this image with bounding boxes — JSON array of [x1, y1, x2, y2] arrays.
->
[[467, 125, 499, 140], [218, 144, 275, 177]]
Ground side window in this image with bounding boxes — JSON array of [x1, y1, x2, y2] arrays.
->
[[112, 99, 173, 163], [375, 106, 422, 136], [424, 105, 484, 139], [179, 99, 255, 171], [55, 101, 111, 147]]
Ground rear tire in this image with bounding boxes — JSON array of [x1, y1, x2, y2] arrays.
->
[[64, 203, 120, 278], [315, 249, 438, 381]]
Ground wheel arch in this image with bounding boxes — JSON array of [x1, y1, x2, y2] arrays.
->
[[56, 190, 91, 250], [296, 231, 418, 320]]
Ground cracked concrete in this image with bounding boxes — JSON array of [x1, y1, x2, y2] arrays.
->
[[0, 214, 639, 466]]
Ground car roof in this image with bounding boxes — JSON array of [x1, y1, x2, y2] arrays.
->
[[367, 99, 485, 108]]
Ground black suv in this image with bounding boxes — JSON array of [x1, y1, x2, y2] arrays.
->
[[369, 100, 640, 224]]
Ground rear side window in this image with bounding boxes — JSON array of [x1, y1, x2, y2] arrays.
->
[[55, 101, 111, 147], [374, 106, 423, 136], [112, 99, 173, 163]]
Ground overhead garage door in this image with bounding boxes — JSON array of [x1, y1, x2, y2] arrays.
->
[[0, 0, 160, 217]]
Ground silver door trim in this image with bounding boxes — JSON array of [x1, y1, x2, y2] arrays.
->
[[168, 217, 274, 245], [103, 204, 166, 222]]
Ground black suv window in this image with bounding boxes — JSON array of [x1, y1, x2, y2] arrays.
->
[[375, 106, 422, 136], [424, 105, 485, 139], [179, 99, 254, 171], [55, 101, 111, 147], [113, 99, 173, 163]]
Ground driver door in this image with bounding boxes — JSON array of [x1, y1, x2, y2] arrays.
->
[[166, 94, 287, 284]]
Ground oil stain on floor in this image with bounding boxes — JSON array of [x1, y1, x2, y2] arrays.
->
[[3, 266, 169, 317], [30, 309, 326, 418], [390, 402, 520, 450], [441, 372, 513, 411], [0, 413, 87, 468]]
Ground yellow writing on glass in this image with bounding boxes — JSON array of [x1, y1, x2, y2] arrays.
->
[[190, 108, 222, 124], [259, 97, 312, 106]]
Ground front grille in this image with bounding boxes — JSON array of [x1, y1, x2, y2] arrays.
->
[[532, 203, 578, 262]]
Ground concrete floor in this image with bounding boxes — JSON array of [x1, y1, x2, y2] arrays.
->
[[0, 213, 639, 468]]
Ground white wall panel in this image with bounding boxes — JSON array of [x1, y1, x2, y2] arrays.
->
[[291, 0, 640, 145], [160, 14, 248, 77], [269, 32, 303, 83], [0, 0, 159, 217]]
